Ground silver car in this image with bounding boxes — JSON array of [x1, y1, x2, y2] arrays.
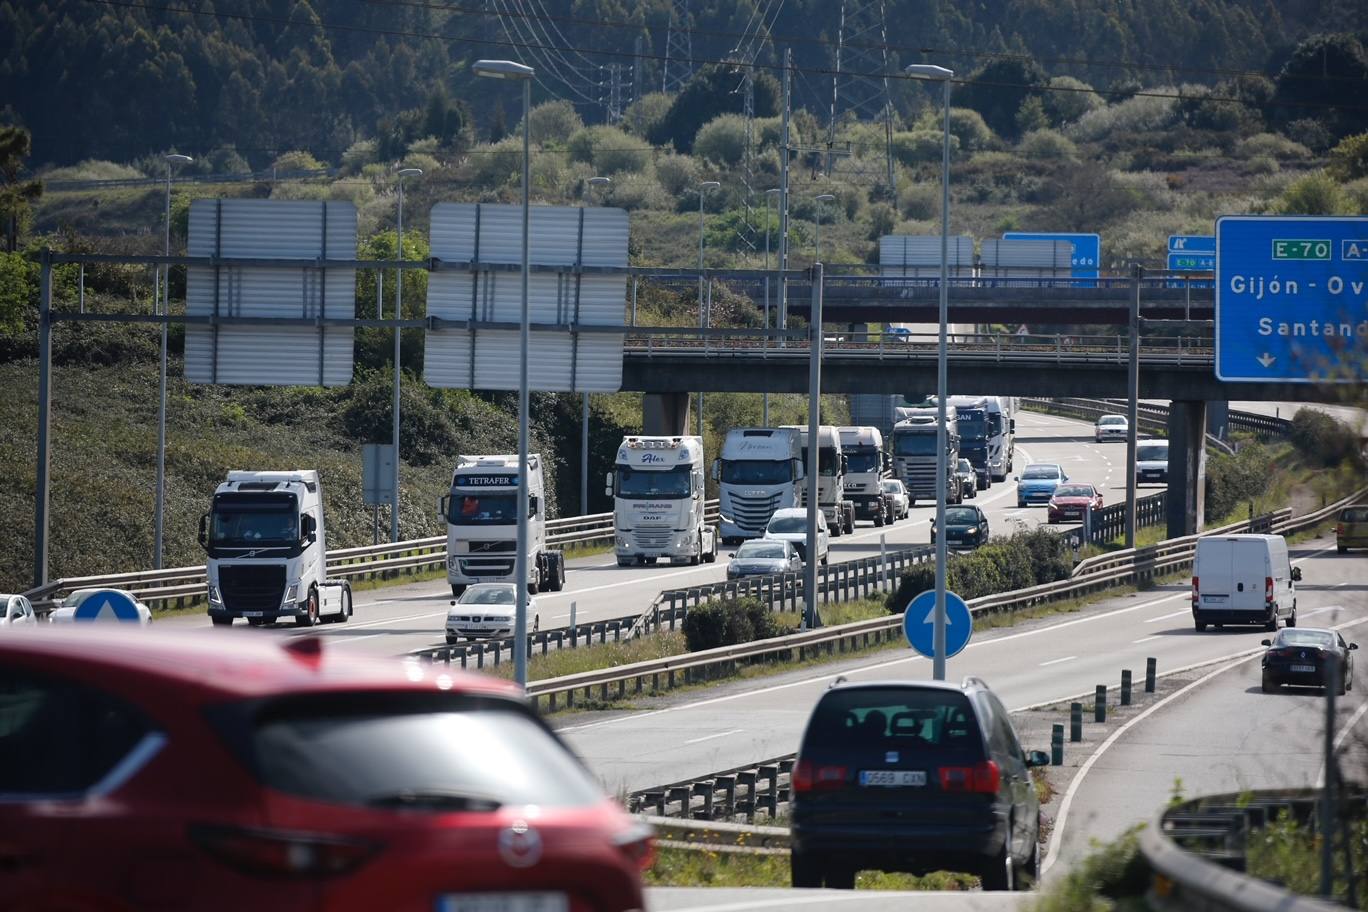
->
[[445, 583, 539, 644], [727, 539, 804, 579], [764, 507, 830, 566], [881, 479, 910, 520], [0, 594, 36, 627]]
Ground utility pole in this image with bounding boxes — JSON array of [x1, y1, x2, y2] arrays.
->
[[778, 48, 791, 340]]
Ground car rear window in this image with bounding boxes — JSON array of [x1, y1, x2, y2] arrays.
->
[[1277, 630, 1336, 649], [1022, 466, 1058, 479], [218, 692, 606, 809], [1341, 508, 1368, 523], [803, 688, 984, 757], [1054, 485, 1092, 498]]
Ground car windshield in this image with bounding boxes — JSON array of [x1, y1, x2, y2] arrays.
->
[[1054, 485, 1093, 498], [1137, 445, 1168, 462], [944, 507, 979, 524], [737, 542, 786, 560], [720, 459, 793, 485], [1099, 416, 1126, 426], [448, 493, 518, 525], [1341, 508, 1368, 522], [845, 449, 882, 473], [893, 433, 937, 457], [616, 464, 692, 499], [209, 495, 298, 547], [236, 694, 606, 809], [767, 515, 807, 534], [882, 481, 902, 493], [803, 688, 984, 756], [958, 460, 972, 472], [1278, 630, 1337, 649], [459, 587, 514, 605], [1022, 465, 1060, 480]]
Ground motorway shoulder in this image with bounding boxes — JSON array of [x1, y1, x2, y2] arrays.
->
[[647, 886, 1030, 911]]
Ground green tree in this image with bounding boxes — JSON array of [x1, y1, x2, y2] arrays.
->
[[1272, 33, 1368, 140], [1328, 132, 1368, 181], [0, 127, 42, 252], [648, 65, 780, 153], [954, 57, 1048, 141], [1276, 170, 1351, 215]]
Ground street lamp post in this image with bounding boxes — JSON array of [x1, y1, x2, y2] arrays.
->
[[694, 180, 720, 438], [153, 152, 192, 571], [583, 176, 611, 516], [813, 193, 835, 262], [763, 187, 781, 426], [906, 63, 954, 681], [474, 58, 536, 688], [392, 167, 422, 544]]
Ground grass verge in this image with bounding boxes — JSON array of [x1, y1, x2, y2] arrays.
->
[[644, 845, 976, 891]]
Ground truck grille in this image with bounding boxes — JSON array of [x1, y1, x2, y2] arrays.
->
[[897, 459, 941, 498], [729, 493, 782, 534], [219, 564, 286, 612], [632, 527, 673, 549], [462, 540, 516, 554], [458, 558, 515, 577]]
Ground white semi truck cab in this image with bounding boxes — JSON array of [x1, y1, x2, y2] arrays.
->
[[892, 405, 962, 505], [783, 424, 856, 536], [440, 454, 565, 597], [200, 470, 352, 627], [608, 435, 717, 566], [838, 425, 892, 526], [714, 427, 804, 544]]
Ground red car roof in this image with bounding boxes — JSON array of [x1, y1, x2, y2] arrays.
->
[[0, 627, 522, 701]]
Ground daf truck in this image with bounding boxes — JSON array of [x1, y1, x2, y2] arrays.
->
[[439, 454, 566, 597], [838, 425, 894, 526], [782, 424, 856, 536], [200, 470, 352, 627], [713, 427, 805, 544], [891, 405, 962, 505], [609, 435, 718, 566]]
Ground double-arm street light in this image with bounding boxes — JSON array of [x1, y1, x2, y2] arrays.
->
[[582, 176, 611, 517], [813, 193, 836, 262], [693, 180, 721, 437]]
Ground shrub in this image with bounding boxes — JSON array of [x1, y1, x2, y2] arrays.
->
[[1205, 443, 1275, 522], [1068, 92, 1178, 142], [466, 137, 522, 187], [885, 526, 1073, 614], [1236, 132, 1310, 161], [682, 597, 785, 652], [271, 150, 325, 173], [1019, 129, 1078, 161], [654, 152, 699, 196], [694, 114, 749, 167], [566, 125, 650, 174], [622, 92, 673, 139], [1043, 76, 1103, 126], [605, 171, 670, 211], [867, 202, 896, 241], [1290, 409, 1363, 469], [1276, 170, 1352, 215], [898, 182, 938, 221], [521, 100, 583, 144], [1328, 132, 1368, 181], [340, 139, 378, 175]]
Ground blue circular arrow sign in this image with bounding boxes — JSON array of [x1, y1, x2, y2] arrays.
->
[[902, 589, 973, 660], [72, 589, 143, 622]]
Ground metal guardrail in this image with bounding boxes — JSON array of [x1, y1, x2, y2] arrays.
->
[[23, 501, 719, 613], [637, 815, 790, 854], [1022, 396, 1237, 456]]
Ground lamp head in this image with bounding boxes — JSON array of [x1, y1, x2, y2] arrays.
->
[[588, 176, 612, 186], [699, 181, 721, 191], [473, 59, 535, 80], [904, 64, 954, 80], [397, 168, 423, 177], [165, 153, 193, 165]]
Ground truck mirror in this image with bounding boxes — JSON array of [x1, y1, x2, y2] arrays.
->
[[794, 461, 805, 480], [711, 459, 719, 481], [198, 514, 209, 549], [438, 494, 450, 518], [1010, 419, 1016, 432], [1292, 567, 1302, 582], [528, 494, 539, 517], [841, 455, 849, 473], [301, 514, 316, 544]]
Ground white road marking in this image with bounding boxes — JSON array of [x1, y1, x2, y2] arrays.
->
[[1039, 655, 1077, 667], [1146, 608, 1190, 623], [1132, 635, 1160, 644], [683, 728, 743, 745]]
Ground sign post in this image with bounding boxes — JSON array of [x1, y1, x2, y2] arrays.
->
[[1215, 216, 1368, 383]]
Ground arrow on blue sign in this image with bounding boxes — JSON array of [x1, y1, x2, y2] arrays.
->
[[902, 589, 973, 659], [72, 589, 143, 622]]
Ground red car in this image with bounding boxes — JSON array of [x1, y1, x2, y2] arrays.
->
[[0, 628, 651, 912], [1047, 483, 1104, 523]]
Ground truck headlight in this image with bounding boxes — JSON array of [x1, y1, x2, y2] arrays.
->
[[208, 586, 223, 606], [675, 533, 694, 549], [447, 554, 460, 571], [283, 582, 300, 605], [616, 534, 630, 547]]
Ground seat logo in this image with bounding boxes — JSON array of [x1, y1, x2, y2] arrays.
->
[[886, 751, 899, 764], [498, 819, 542, 868]]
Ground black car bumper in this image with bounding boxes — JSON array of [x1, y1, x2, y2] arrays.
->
[[1193, 606, 1275, 626], [850, 495, 885, 518], [792, 820, 1005, 876]]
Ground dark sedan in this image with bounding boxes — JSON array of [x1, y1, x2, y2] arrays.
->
[[1261, 627, 1357, 695], [931, 506, 989, 550]]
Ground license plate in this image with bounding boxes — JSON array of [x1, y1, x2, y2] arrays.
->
[[435, 894, 569, 912], [1292, 664, 1317, 673], [859, 770, 926, 787], [1202, 595, 1227, 603], [242, 611, 264, 618]]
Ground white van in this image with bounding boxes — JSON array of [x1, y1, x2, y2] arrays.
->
[[1192, 534, 1301, 632], [1135, 439, 1169, 485]]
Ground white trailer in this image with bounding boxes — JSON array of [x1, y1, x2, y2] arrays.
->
[[714, 427, 805, 544], [608, 435, 717, 566], [440, 454, 565, 597], [201, 470, 352, 627]]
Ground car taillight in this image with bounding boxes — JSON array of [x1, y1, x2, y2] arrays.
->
[[1266, 576, 1274, 605], [792, 759, 848, 793], [189, 825, 380, 879], [1191, 577, 1199, 608], [1269, 648, 1298, 659], [613, 821, 656, 871], [1337, 523, 1345, 535], [938, 761, 1000, 794]]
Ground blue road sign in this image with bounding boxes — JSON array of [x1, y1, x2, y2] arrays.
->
[[72, 588, 143, 622], [902, 589, 973, 659], [1216, 216, 1368, 383], [1169, 234, 1216, 253], [1003, 232, 1101, 281]]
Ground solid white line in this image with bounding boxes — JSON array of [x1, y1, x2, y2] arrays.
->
[[1039, 655, 1077, 667], [1145, 608, 1190, 623], [1132, 635, 1160, 644], [683, 728, 743, 745]]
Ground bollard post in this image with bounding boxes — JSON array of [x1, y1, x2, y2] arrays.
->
[[717, 775, 737, 819], [1070, 702, 1082, 742], [667, 786, 690, 818], [1051, 723, 1064, 765], [569, 601, 577, 643], [737, 771, 757, 823], [693, 782, 714, 820], [1095, 684, 1107, 723], [1121, 669, 1132, 706], [1145, 656, 1157, 693]]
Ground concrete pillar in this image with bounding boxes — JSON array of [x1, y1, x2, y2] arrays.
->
[[1206, 401, 1229, 441], [642, 392, 691, 436], [1166, 400, 1207, 538]]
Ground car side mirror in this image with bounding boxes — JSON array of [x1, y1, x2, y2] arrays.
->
[[198, 514, 209, 549], [1024, 750, 1050, 768], [1261, 639, 1272, 646], [1291, 567, 1302, 582], [1352, 643, 1359, 651], [728, 552, 736, 558], [1012, 476, 1018, 482]]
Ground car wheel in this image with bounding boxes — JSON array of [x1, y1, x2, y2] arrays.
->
[[446, 634, 459, 645], [1022, 837, 1041, 888], [1337, 677, 1348, 697], [790, 851, 822, 889], [1339, 545, 1348, 554], [1287, 607, 1297, 628], [1195, 621, 1207, 632], [981, 839, 1015, 891], [1262, 671, 1277, 693], [1265, 614, 1278, 632], [294, 588, 319, 627]]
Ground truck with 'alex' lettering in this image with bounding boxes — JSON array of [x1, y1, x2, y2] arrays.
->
[[609, 435, 717, 566], [201, 470, 352, 627], [439, 454, 565, 597], [714, 427, 805, 545]]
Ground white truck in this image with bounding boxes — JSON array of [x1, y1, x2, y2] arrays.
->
[[891, 405, 962, 505], [200, 470, 352, 627], [984, 396, 1017, 482], [782, 424, 856, 536], [439, 454, 565, 597], [838, 425, 893, 526], [714, 427, 805, 545], [608, 435, 718, 566]]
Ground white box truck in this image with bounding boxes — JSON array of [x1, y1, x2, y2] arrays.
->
[[838, 426, 893, 526], [891, 405, 962, 505], [782, 424, 856, 536], [714, 427, 805, 544], [439, 454, 565, 597], [200, 470, 352, 627], [1192, 534, 1300, 632], [608, 435, 717, 566]]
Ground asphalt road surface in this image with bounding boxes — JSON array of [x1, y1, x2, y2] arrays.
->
[[646, 887, 1031, 911]]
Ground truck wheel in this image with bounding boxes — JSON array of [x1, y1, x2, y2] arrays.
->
[[550, 554, 565, 590], [617, 557, 633, 567], [690, 535, 702, 566], [844, 510, 854, 535], [874, 508, 885, 527], [295, 588, 319, 627], [338, 589, 352, 624], [211, 615, 232, 627], [704, 531, 717, 563]]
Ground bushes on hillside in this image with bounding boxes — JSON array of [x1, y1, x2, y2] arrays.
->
[[1290, 409, 1364, 469], [683, 597, 790, 652], [1205, 443, 1275, 522], [886, 528, 1073, 614]]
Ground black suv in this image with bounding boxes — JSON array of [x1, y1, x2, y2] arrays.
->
[[790, 677, 1049, 891]]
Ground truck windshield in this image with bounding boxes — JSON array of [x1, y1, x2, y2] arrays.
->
[[845, 449, 882, 474], [957, 411, 987, 440], [448, 493, 518, 525], [616, 465, 692, 499], [210, 494, 298, 547], [893, 434, 937, 457], [720, 459, 793, 485], [801, 447, 840, 476]]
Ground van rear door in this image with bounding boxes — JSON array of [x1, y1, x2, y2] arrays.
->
[[1229, 539, 1270, 612], [1197, 539, 1236, 611]]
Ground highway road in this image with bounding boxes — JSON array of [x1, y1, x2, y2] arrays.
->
[[647, 887, 1030, 910], [1047, 551, 1368, 873], [558, 539, 1359, 800], [160, 411, 1146, 658]]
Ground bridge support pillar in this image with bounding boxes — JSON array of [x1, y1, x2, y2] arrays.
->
[[1166, 400, 1207, 538], [1206, 400, 1229, 441], [642, 392, 691, 436]]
